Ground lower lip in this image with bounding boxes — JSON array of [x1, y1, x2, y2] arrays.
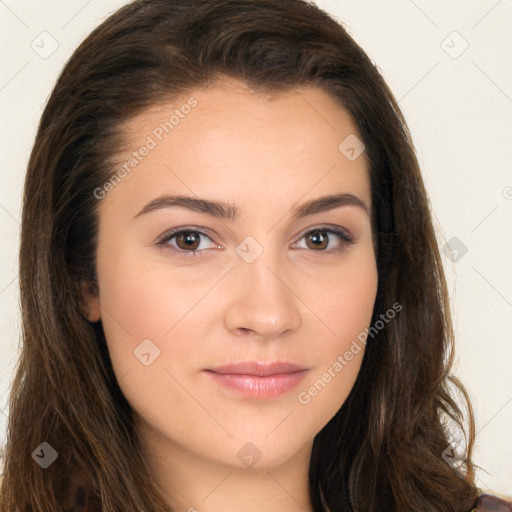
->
[[204, 370, 308, 398]]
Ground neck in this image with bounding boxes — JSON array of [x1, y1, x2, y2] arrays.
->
[[138, 424, 315, 512]]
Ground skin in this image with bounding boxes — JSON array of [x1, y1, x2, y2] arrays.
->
[[83, 76, 378, 512]]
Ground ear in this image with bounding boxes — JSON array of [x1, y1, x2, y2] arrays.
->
[[78, 280, 101, 323]]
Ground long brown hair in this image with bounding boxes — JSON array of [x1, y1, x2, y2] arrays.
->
[[1, 0, 479, 510]]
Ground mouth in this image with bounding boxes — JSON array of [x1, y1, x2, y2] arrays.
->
[[202, 361, 309, 398]]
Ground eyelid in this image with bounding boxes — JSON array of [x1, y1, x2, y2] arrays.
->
[[294, 224, 353, 243]]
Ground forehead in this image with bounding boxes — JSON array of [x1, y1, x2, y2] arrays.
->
[[102, 77, 371, 219], [124, 77, 362, 144]]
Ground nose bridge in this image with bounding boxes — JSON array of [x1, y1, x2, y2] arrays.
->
[[223, 235, 302, 336], [237, 237, 289, 306]]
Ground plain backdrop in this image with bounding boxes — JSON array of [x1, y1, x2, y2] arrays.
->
[[0, 0, 510, 494]]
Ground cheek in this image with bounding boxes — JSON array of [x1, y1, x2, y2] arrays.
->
[[96, 258, 195, 372], [305, 250, 378, 351], [96, 260, 203, 424], [293, 250, 378, 418]]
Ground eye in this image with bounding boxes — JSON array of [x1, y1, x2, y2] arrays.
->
[[155, 227, 220, 257], [292, 226, 354, 253], [155, 225, 354, 258]]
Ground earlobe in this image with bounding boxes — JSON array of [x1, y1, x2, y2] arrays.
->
[[79, 280, 101, 323]]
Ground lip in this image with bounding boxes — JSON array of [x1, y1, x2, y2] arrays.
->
[[206, 361, 308, 376], [203, 361, 309, 398]]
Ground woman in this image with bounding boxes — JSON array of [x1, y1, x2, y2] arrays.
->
[[0, 0, 510, 511]]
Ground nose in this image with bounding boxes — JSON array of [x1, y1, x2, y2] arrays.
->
[[223, 248, 302, 339]]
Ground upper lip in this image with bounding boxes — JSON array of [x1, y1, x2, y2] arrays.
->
[[205, 361, 308, 376]]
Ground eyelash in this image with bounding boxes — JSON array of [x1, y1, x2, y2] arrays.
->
[[155, 225, 355, 258]]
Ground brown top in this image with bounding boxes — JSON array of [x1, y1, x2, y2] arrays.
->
[[2, 460, 509, 509], [2, 472, 508, 511], [65, 488, 512, 511], [470, 493, 512, 511]]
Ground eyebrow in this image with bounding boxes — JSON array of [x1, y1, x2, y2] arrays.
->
[[132, 192, 370, 221]]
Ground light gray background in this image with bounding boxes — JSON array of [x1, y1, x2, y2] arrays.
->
[[0, 0, 511, 493]]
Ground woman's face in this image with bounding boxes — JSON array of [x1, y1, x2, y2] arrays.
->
[[84, 77, 378, 470]]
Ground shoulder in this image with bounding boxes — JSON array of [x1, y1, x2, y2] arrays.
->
[[469, 493, 512, 511]]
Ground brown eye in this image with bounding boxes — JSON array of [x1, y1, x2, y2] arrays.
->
[[305, 231, 329, 250], [293, 226, 354, 254], [156, 228, 219, 256], [175, 231, 201, 251]]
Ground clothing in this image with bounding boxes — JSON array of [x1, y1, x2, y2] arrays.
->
[[2, 472, 509, 511], [470, 493, 512, 511], [66, 489, 512, 511]]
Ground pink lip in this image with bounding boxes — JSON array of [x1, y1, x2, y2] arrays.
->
[[203, 361, 309, 398], [207, 361, 308, 376]]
